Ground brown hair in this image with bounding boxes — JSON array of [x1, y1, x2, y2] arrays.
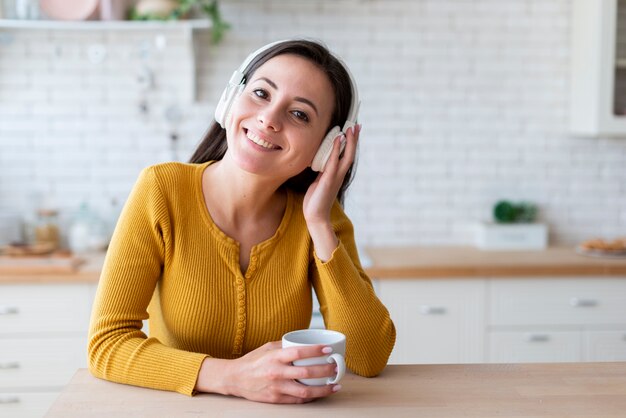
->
[[189, 39, 357, 204]]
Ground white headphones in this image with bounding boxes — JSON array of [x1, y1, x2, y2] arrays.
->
[[214, 40, 360, 172]]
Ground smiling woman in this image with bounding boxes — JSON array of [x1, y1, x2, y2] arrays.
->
[[87, 39, 396, 405]]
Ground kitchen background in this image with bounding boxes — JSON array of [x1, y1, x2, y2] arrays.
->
[[1, 0, 625, 249]]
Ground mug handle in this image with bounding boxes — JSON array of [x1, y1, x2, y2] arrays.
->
[[326, 353, 345, 385]]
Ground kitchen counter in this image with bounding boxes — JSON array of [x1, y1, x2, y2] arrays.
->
[[364, 246, 626, 278], [46, 363, 626, 417], [3, 246, 626, 284], [0, 252, 104, 283]]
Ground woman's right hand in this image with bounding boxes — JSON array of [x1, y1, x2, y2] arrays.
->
[[195, 341, 340, 404]]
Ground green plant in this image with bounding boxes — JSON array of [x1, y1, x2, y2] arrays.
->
[[130, 0, 230, 44], [493, 200, 537, 223]]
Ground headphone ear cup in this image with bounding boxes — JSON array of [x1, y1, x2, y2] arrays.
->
[[214, 84, 243, 127], [311, 126, 342, 172]]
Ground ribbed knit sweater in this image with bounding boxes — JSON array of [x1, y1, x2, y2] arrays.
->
[[87, 162, 396, 396]]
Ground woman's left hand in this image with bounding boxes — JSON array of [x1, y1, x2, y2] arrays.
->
[[303, 124, 360, 259]]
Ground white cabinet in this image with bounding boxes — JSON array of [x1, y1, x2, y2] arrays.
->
[[376, 279, 486, 364], [487, 278, 626, 363], [0, 283, 97, 418], [376, 277, 626, 365], [585, 330, 626, 361], [489, 278, 626, 326], [570, 0, 626, 136], [488, 330, 581, 363]]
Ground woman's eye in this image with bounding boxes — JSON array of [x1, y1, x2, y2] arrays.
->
[[252, 89, 268, 99], [292, 110, 309, 122]]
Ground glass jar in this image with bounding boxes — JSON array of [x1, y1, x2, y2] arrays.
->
[[34, 209, 60, 250]]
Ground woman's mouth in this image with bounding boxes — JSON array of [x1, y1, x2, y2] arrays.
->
[[245, 129, 281, 150]]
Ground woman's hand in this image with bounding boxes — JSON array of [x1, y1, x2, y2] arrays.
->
[[196, 341, 340, 404], [303, 125, 360, 260]]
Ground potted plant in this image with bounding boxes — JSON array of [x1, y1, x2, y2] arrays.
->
[[474, 200, 548, 250], [131, 0, 230, 43]]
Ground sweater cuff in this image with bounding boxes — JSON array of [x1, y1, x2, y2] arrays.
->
[[313, 240, 344, 267]]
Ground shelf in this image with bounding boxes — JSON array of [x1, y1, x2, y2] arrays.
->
[[0, 18, 211, 31], [0, 18, 212, 103]]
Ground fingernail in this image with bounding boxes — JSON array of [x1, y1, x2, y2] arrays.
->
[[332, 384, 342, 392], [322, 346, 333, 354]]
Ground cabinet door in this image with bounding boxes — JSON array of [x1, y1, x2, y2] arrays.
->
[[0, 391, 60, 418], [0, 284, 94, 334], [584, 330, 626, 361], [0, 337, 87, 389], [488, 330, 581, 363], [489, 278, 626, 326], [376, 279, 486, 364]]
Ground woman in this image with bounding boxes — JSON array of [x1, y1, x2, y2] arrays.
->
[[88, 39, 395, 404]]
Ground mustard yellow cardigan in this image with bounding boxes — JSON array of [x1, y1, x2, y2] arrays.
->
[[88, 162, 396, 396]]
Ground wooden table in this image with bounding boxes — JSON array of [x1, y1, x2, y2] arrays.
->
[[46, 363, 626, 417]]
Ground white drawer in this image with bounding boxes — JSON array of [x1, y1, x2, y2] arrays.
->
[[488, 330, 581, 363], [584, 330, 626, 362], [377, 279, 486, 364], [489, 278, 626, 326], [0, 284, 94, 334], [0, 391, 60, 418], [0, 337, 87, 389]]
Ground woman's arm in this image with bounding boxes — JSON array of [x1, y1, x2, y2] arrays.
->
[[87, 167, 207, 395], [303, 125, 396, 376]]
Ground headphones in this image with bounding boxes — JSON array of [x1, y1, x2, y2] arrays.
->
[[214, 40, 360, 172]]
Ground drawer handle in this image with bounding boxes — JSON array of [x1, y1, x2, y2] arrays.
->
[[0, 306, 19, 315], [0, 362, 20, 370], [0, 395, 20, 404], [420, 305, 447, 315], [569, 298, 598, 307], [526, 334, 550, 342]]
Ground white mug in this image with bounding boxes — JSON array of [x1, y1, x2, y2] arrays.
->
[[282, 329, 346, 386]]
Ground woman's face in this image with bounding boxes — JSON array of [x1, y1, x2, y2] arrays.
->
[[224, 53, 335, 179]]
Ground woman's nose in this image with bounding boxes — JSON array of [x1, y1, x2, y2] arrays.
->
[[257, 106, 282, 131]]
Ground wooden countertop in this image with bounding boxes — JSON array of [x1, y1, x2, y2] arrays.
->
[[0, 252, 104, 284], [3, 246, 626, 283], [46, 363, 626, 418], [364, 246, 626, 278]]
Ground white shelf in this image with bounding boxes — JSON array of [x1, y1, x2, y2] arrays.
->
[[0, 18, 211, 31], [0, 18, 212, 103]]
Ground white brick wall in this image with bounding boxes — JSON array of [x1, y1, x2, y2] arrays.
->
[[1, 0, 625, 247]]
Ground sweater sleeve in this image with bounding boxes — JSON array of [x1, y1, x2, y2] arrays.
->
[[310, 201, 396, 377], [87, 166, 207, 396]]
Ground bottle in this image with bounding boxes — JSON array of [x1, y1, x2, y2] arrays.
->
[[68, 202, 108, 254], [34, 209, 60, 250]]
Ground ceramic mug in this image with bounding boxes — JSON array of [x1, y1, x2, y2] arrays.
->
[[282, 329, 346, 386]]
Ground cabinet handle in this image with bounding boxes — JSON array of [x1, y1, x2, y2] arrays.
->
[[0, 306, 19, 315], [526, 334, 550, 342], [419, 305, 447, 315], [569, 298, 598, 307], [0, 395, 20, 404], [0, 362, 20, 370]]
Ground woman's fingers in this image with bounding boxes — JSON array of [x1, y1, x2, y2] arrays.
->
[[279, 379, 336, 401], [278, 344, 329, 363], [282, 362, 337, 381], [338, 124, 359, 173]]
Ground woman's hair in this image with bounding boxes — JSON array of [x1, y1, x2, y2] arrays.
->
[[189, 39, 357, 204]]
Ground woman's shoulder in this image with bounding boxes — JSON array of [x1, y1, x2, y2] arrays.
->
[[136, 161, 208, 194]]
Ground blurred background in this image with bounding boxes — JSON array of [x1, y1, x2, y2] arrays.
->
[[0, 0, 624, 252]]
